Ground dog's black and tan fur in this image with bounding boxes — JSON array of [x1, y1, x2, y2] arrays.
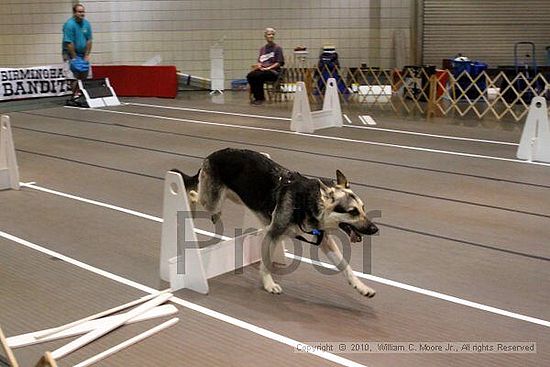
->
[[172, 148, 378, 296]]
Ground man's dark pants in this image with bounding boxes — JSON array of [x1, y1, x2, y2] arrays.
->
[[247, 69, 279, 101]]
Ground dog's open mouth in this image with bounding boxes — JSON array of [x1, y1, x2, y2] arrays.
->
[[339, 223, 363, 243], [339, 222, 379, 242]]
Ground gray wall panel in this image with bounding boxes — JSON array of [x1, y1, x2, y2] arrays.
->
[[422, 0, 550, 68]]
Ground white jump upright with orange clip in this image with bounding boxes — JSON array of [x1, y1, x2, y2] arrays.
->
[[0, 115, 20, 190]]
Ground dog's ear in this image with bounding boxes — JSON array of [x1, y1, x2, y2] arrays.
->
[[318, 179, 333, 201], [336, 170, 350, 188]]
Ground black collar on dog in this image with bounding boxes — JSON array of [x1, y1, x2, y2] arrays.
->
[[295, 225, 325, 246]]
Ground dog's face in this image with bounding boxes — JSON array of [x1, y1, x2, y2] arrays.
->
[[319, 170, 378, 242]]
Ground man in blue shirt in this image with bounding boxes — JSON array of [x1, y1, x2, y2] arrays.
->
[[62, 3, 92, 102]]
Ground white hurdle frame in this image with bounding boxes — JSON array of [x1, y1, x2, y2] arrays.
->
[[290, 77, 343, 134], [0, 115, 20, 190], [517, 96, 550, 163], [159, 171, 285, 294]]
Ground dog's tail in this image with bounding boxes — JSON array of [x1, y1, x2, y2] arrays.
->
[[170, 168, 200, 194]]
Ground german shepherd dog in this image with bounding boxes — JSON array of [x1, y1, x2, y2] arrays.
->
[[172, 148, 379, 296]]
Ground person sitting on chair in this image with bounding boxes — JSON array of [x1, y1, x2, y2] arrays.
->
[[247, 27, 284, 105]]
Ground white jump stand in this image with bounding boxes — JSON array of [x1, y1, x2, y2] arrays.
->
[[210, 46, 224, 95], [0, 115, 20, 190], [159, 171, 285, 294], [290, 77, 343, 134], [517, 96, 550, 163]]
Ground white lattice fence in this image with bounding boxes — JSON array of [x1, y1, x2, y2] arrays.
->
[[277, 65, 550, 121], [432, 70, 550, 121]]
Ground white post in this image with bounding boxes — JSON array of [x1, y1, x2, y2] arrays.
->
[[160, 171, 209, 294], [322, 78, 343, 127], [290, 81, 314, 133], [0, 115, 20, 190], [517, 97, 550, 163], [210, 45, 224, 93]]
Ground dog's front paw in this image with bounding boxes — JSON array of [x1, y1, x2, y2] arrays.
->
[[350, 280, 376, 298], [263, 282, 283, 294]]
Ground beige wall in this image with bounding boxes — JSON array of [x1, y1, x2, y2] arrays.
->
[[0, 0, 414, 87]]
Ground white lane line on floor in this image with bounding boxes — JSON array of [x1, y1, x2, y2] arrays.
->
[[20, 182, 162, 222], [19, 182, 230, 241], [127, 102, 290, 121], [127, 102, 518, 146], [0, 230, 366, 367], [79, 107, 550, 167], [344, 125, 518, 146], [285, 254, 550, 328], [20, 182, 550, 328]]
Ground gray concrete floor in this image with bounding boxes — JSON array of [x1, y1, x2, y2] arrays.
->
[[0, 91, 549, 366]]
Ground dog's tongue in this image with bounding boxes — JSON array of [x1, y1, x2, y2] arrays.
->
[[340, 223, 362, 243], [350, 231, 362, 243]]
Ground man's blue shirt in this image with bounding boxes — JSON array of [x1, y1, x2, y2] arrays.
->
[[62, 18, 92, 57]]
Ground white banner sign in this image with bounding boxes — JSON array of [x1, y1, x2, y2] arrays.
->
[[0, 65, 71, 101]]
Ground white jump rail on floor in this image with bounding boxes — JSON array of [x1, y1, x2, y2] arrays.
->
[[160, 171, 285, 294], [72, 317, 179, 367], [517, 96, 550, 163], [50, 293, 173, 360], [7, 305, 178, 348], [290, 77, 343, 133], [0, 115, 20, 190], [34, 288, 172, 340]]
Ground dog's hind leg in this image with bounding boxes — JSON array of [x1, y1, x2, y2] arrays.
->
[[320, 234, 376, 298]]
